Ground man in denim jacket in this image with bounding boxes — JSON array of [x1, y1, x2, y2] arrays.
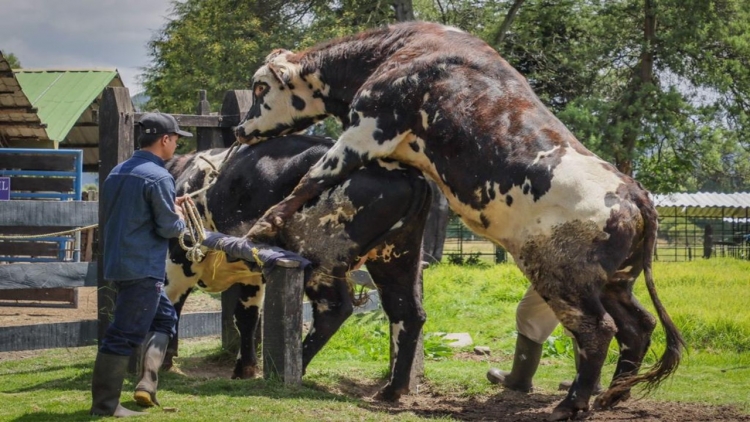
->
[[90, 112, 191, 417]]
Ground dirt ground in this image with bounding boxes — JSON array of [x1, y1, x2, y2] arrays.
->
[[1, 292, 747, 421], [180, 351, 750, 422], [0, 286, 221, 327]]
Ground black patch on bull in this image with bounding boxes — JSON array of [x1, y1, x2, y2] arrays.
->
[[506, 195, 513, 207], [291, 95, 306, 111]]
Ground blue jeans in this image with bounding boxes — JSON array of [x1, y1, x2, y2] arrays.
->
[[99, 277, 177, 356]]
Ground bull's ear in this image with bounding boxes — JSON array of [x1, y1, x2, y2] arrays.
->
[[268, 62, 292, 85], [265, 49, 291, 63]]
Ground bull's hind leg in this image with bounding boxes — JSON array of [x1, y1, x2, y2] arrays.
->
[[595, 271, 657, 409], [540, 282, 617, 421], [366, 245, 427, 401], [232, 282, 265, 379], [302, 272, 354, 371]]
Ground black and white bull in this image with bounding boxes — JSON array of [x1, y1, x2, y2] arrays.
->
[[234, 21, 685, 420], [163, 134, 432, 396]]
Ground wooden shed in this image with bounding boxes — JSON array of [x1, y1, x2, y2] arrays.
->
[[0, 51, 124, 171]]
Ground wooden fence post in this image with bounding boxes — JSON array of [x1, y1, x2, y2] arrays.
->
[[217, 89, 253, 353], [262, 259, 304, 386], [195, 90, 223, 151], [97, 87, 134, 346], [219, 90, 253, 147]]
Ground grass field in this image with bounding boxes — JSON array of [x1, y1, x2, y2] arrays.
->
[[1, 259, 748, 421]]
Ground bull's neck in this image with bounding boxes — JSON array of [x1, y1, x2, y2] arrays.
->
[[300, 30, 410, 122]]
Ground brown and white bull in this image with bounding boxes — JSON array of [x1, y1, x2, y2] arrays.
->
[[234, 21, 685, 420], [163, 135, 431, 388]]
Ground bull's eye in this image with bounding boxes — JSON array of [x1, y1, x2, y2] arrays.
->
[[253, 82, 269, 98]]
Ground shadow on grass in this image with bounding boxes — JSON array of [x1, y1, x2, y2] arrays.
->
[[10, 410, 93, 422]]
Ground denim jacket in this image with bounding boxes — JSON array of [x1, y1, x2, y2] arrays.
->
[[102, 150, 185, 281]]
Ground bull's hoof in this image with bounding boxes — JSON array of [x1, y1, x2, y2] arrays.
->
[[593, 389, 630, 410], [231, 365, 258, 380], [373, 387, 404, 402], [548, 403, 587, 421], [245, 218, 280, 243]]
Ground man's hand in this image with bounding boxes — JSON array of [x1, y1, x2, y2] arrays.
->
[[176, 195, 189, 206]]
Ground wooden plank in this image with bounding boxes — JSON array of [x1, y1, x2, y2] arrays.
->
[[0, 226, 76, 235], [0, 287, 77, 308], [0, 262, 98, 289], [8, 177, 74, 193], [0, 154, 75, 171], [0, 201, 98, 226], [0, 320, 98, 352], [0, 241, 61, 256], [262, 259, 304, 386], [0, 291, 382, 352], [220, 90, 253, 147], [134, 113, 222, 128], [195, 90, 223, 151], [98, 87, 134, 347]]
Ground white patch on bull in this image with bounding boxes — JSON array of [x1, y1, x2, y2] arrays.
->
[[240, 283, 266, 308], [316, 301, 330, 313], [409, 73, 420, 84], [392, 76, 407, 86], [391, 139, 625, 259], [443, 25, 466, 34], [390, 220, 404, 230], [375, 159, 406, 171], [420, 109, 430, 130], [359, 89, 372, 98], [532, 145, 561, 166], [308, 117, 410, 179], [391, 320, 405, 359]]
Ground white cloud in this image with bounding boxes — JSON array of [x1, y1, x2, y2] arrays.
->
[[0, 0, 175, 93]]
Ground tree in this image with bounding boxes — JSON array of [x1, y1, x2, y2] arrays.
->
[[3, 52, 22, 68], [141, 0, 307, 113]]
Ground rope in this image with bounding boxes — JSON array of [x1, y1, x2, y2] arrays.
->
[[177, 141, 242, 262], [0, 224, 99, 240], [178, 196, 207, 262]]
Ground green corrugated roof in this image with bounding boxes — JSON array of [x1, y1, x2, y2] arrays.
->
[[13, 70, 120, 142]]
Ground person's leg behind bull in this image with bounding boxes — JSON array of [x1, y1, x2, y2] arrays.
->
[[91, 278, 177, 416], [486, 287, 603, 394]]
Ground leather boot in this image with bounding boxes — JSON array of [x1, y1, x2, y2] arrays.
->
[[486, 334, 543, 393], [90, 352, 146, 417], [134, 331, 170, 407], [558, 340, 603, 394]]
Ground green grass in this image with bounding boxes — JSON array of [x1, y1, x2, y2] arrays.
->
[[1, 259, 748, 420]]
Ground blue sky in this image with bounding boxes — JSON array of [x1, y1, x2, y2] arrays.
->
[[0, 0, 174, 94]]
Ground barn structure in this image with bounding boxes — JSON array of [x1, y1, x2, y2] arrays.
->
[[0, 50, 124, 171], [652, 192, 750, 262]]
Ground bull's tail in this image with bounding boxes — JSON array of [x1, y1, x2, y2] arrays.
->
[[609, 198, 686, 396]]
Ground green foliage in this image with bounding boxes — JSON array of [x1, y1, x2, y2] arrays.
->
[[141, 0, 308, 113], [140, 0, 750, 191], [2, 51, 22, 68]]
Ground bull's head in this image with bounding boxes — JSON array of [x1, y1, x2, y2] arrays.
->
[[235, 49, 329, 145]]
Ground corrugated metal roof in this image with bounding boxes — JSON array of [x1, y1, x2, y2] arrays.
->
[[14, 69, 121, 142], [652, 192, 750, 218]]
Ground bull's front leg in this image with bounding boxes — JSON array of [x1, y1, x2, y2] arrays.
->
[[246, 129, 378, 243], [302, 275, 354, 371], [232, 283, 265, 379]]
